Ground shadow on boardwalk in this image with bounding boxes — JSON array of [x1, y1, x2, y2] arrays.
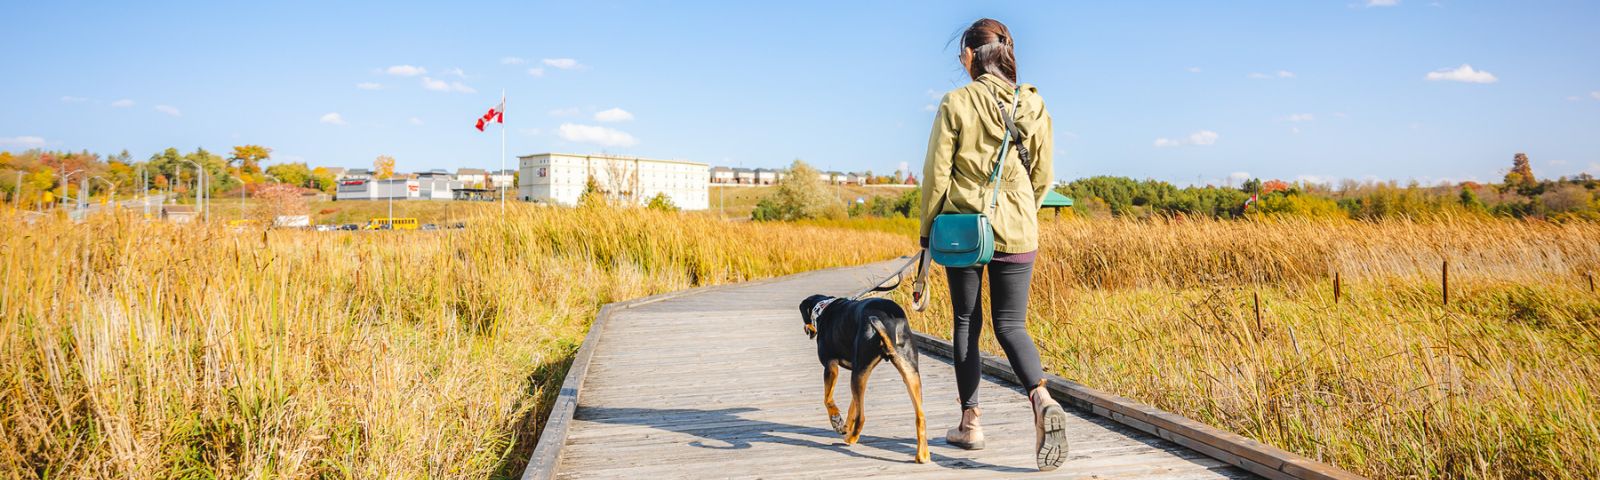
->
[[578, 406, 1035, 473]]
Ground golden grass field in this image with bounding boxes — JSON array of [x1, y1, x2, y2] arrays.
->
[[898, 216, 1600, 479], [0, 205, 907, 478], [6, 204, 1599, 479]]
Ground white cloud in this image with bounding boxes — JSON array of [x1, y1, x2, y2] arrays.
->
[[1249, 71, 1296, 79], [558, 123, 637, 147], [1570, 96, 1585, 102], [1228, 172, 1252, 184], [542, 58, 581, 70], [1591, 91, 1600, 100], [409, 117, 424, 126], [1186, 67, 1202, 73], [110, 99, 135, 108], [0, 136, 47, 147], [385, 65, 427, 76], [320, 112, 347, 125], [1284, 113, 1315, 122], [548, 107, 581, 117], [421, 77, 476, 93], [356, 82, 383, 90], [154, 105, 181, 116], [1367, 0, 1399, 6], [1295, 174, 1330, 185], [1425, 64, 1497, 84], [594, 107, 634, 122], [444, 67, 466, 78], [1154, 130, 1219, 148], [923, 104, 938, 112], [527, 67, 545, 77], [60, 96, 89, 103], [501, 57, 526, 65]]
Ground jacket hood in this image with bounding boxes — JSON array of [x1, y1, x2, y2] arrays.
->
[[974, 74, 1045, 141]]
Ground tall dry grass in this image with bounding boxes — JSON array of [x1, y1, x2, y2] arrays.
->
[[0, 205, 907, 478], [901, 216, 1600, 479]]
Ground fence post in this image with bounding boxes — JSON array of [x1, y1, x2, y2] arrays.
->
[[1333, 271, 1341, 304], [1253, 291, 1263, 337], [1441, 260, 1449, 306]]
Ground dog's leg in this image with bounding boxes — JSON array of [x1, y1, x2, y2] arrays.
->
[[892, 357, 931, 464], [823, 361, 846, 434], [843, 359, 877, 445]]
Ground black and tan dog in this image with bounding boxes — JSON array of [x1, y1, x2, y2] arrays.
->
[[799, 294, 929, 464]]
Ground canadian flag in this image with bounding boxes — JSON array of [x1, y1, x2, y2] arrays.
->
[[475, 96, 504, 131]]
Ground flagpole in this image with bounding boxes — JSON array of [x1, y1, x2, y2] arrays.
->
[[500, 89, 507, 215]]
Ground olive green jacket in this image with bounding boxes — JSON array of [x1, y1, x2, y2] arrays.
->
[[919, 74, 1054, 254]]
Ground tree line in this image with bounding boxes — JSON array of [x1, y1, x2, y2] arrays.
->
[[0, 146, 340, 209]]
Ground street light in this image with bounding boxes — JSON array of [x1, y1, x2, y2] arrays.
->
[[90, 176, 116, 211], [182, 160, 206, 222], [58, 169, 84, 210]]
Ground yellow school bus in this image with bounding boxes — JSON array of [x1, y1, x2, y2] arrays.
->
[[364, 217, 419, 230]]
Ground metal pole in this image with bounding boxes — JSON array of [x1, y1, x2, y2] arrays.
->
[[501, 89, 507, 214]]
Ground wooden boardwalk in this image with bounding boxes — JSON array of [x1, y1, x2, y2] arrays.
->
[[527, 261, 1360, 479]]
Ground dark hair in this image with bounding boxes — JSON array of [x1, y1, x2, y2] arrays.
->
[[962, 18, 1016, 84]]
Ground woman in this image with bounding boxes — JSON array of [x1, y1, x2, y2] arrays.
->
[[918, 18, 1065, 471]]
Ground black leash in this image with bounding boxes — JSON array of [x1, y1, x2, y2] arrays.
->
[[845, 250, 932, 312]]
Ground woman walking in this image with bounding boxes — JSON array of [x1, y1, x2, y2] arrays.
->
[[918, 18, 1065, 471]]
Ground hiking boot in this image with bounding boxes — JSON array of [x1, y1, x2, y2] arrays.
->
[[944, 407, 985, 450], [1031, 385, 1069, 471]]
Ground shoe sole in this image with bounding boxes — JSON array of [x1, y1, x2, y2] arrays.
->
[[947, 438, 985, 451], [1036, 404, 1069, 471]]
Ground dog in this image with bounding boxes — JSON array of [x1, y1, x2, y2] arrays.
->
[[799, 294, 929, 464]]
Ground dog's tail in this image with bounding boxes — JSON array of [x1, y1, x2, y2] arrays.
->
[[868, 317, 896, 359]]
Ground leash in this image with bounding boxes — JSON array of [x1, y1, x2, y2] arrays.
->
[[844, 249, 932, 312]]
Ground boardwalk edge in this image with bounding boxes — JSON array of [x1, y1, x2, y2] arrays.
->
[[519, 259, 904, 480], [911, 332, 1366, 480]]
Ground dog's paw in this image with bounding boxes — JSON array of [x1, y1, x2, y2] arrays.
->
[[830, 414, 847, 434]]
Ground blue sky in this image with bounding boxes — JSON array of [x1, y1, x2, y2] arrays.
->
[[2, 1, 1597, 185]]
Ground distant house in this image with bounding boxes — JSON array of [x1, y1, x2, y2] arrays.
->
[[162, 205, 198, 223], [488, 169, 516, 189], [457, 168, 488, 187], [845, 172, 867, 186], [904, 174, 918, 186], [416, 169, 452, 179], [344, 168, 373, 180], [754, 168, 778, 185], [732, 168, 755, 185], [826, 171, 847, 185], [710, 166, 735, 184]]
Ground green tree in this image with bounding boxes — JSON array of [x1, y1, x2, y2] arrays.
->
[[645, 192, 679, 212], [751, 160, 844, 221], [266, 162, 312, 188]]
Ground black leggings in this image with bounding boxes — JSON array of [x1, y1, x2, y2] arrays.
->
[[947, 260, 1046, 410]]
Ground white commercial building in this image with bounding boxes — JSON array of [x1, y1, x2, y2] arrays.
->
[[336, 177, 464, 201], [518, 153, 709, 210]]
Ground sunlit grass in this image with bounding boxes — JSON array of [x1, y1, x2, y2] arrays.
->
[[0, 204, 908, 478], [897, 216, 1600, 479]]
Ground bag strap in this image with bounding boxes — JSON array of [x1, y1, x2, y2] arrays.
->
[[985, 87, 1022, 214]]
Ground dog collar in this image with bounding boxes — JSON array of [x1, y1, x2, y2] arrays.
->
[[809, 298, 837, 327]]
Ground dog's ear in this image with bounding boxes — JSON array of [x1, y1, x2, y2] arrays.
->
[[798, 294, 826, 323]]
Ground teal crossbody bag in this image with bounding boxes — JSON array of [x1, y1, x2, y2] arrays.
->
[[928, 87, 1020, 268]]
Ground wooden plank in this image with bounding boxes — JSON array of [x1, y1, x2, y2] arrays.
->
[[912, 332, 1365, 480]]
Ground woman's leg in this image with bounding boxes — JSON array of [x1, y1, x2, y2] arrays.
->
[[945, 265, 985, 410], [987, 261, 1046, 390]]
